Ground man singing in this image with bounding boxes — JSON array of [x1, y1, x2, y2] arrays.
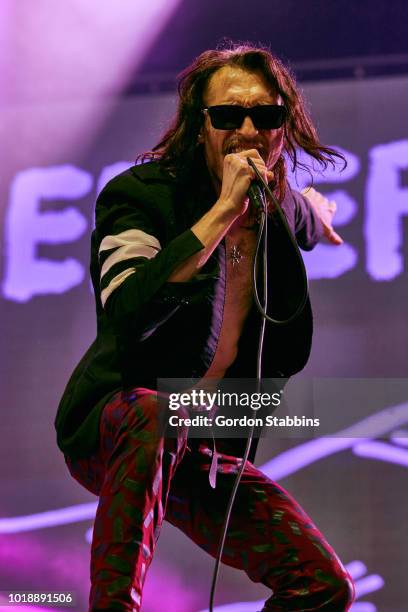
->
[[55, 43, 355, 610]]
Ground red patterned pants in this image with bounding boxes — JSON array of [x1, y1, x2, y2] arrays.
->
[[65, 388, 354, 611]]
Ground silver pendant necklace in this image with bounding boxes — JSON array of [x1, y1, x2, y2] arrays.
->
[[230, 244, 243, 266], [227, 206, 261, 267]]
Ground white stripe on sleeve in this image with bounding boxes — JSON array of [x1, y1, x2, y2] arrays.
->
[[101, 268, 136, 307], [99, 229, 161, 280]]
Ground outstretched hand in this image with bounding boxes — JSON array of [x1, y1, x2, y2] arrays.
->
[[302, 186, 343, 245]]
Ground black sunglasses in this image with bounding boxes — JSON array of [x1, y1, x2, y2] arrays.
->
[[203, 104, 287, 130]]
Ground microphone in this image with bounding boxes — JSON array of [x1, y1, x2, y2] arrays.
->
[[247, 181, 265, 211]]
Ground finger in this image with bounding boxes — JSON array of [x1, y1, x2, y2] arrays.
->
[[240, 158, 257, 180], [228, 154, 256, 175], [325, 227, 343, 245], [241, 151, 265, 174], [241, 148, 263, 159]]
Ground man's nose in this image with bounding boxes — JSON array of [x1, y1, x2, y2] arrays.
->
[[236, 115, 258, 137]]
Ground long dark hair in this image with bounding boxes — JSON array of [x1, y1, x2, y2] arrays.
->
[[139, 43, 345, 199]]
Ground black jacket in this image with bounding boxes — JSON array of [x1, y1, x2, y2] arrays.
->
[[55, 160, 323, 460]]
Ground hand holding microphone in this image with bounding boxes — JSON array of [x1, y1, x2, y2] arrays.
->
[[219, 149, 271, 218]]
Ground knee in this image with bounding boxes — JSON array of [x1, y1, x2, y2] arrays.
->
[[317, 564, 355, 610], [337, 572, 355, 610], [124, 388, 163, 430], [104, 387, 165, 450], [329, 576, 355, 611]]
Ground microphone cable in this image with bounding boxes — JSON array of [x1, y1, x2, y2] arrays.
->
[[208, 158, 309, 612], [249, 158, 309, 326]]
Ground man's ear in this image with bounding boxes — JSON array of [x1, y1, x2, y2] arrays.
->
[[197, 130, 204, 144]]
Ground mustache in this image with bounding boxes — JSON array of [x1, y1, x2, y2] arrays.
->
[[222, 137, 268, 160]]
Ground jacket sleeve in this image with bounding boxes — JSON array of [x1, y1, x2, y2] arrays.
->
[[290, 186, 324, 250], [95, 171, 208, 340]]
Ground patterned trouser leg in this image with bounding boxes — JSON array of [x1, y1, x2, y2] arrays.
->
[[65, 388, 355, 611], [166, 441, 355, 611], [66, 388, 189, 611]]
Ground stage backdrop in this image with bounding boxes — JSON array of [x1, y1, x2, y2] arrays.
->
[[1, 75, 408, 611]]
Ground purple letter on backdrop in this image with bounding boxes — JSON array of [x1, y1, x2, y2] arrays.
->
[[365, 139, 408, 280], [3, 165, 90, 302]]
